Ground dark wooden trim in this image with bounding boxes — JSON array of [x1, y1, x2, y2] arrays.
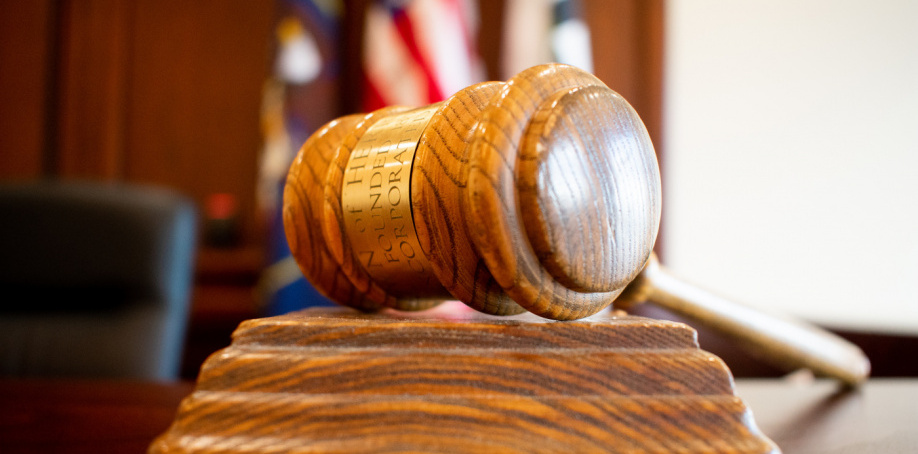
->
[[339, 0, 370, 115], [476, 0, 506, 81], [832, 329, 918, 378], [583, 0, 663, 145], [43, 0, 63, 177], [0, 0, 56, 178], [55, 0, 134, 179]]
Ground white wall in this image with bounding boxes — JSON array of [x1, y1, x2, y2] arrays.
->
[[664, 0, 918, 333]]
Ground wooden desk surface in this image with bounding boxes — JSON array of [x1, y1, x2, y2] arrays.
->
[[736, 378, 918, 454], [0, 379, 193, 454], [1, 378, 915, 453]]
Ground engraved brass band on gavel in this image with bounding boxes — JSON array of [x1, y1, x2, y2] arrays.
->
[[284, 63, 870, 385]]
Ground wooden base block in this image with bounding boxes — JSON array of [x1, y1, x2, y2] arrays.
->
[[151, 306, 779, 453]]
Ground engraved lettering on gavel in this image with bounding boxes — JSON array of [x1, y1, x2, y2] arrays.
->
[[284, 63, 870, 385]]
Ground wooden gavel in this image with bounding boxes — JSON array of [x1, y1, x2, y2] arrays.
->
[[283, 63, 869, 386]]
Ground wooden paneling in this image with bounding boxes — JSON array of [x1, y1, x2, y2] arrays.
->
[[476, 0, 507, 81], [3, 0, 276, 242], [55, 0, 133, 178], [121, 1, 275, 240], [339, 0, 370, 115], [2, 0, 275, 242], [0, 1, 55, 178]]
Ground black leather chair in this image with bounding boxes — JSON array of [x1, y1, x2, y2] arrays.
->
[[0, 181, 196, 380]]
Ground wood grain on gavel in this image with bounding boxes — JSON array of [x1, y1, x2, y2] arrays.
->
[[283, 63, 869, 385]]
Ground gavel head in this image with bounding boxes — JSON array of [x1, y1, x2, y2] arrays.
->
[[283, 64, 661, 320]]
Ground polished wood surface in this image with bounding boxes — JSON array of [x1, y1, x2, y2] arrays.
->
[[0, 379, 193, 454], [151, 307, 776, 453], [737, 379, 918, 454]]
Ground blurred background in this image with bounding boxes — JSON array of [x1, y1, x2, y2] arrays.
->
[[0, 0, 914, 381]]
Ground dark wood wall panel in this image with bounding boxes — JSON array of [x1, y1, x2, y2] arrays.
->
[[123, 0, 275, 239], [3, 0, 275, 242], [56, 0, 133, 179], [0, 0, 55, 178], [476, 0, 506, 82]]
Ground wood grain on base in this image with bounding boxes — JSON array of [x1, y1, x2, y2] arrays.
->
[[151, 308, 779, 453]]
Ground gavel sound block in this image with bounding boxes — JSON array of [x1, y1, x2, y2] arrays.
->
[[151, 307, 778, 453]]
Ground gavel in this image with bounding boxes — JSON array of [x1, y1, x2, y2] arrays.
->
[[283, 63, 870, 386]]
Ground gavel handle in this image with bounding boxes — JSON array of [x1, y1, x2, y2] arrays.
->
[[621, 257, 871, 387]]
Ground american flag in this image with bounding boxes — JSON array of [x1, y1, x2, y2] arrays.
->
[[362, 0, 484, 111]]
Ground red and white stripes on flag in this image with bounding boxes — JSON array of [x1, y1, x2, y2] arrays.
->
[[363, 0, 484, 111]]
